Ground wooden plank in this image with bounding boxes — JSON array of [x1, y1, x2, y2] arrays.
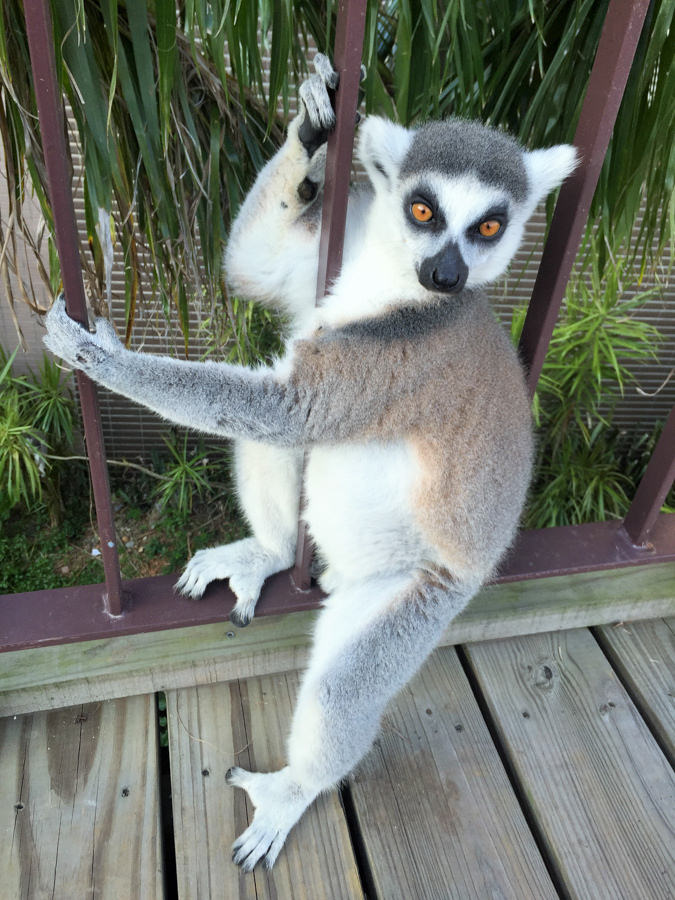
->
[[451, 561, 675, 645], [166, 674, 363, 899], [594, 617, 675, 762], [0, 695, 164, 899], [348, 646, 556, 900], [2, 562, 673, 716], [465, 629, 675, 899], [0, 611, 316, 718]]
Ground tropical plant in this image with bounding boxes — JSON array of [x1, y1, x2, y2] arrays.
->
[[24, 354, 76, 447], [0, 348, 45, 514], [197, 294, 285, 366], [0, 346, 75, 519], [151, 431, 217, 515], [511, 242, 665, 527], [0, 0, 671, 351]]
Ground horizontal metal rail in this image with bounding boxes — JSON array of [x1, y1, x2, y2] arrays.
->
[[2, 515, 674, 652]]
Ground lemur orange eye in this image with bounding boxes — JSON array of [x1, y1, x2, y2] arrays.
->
[[479, 219, 502, 237], [411, 202, 433, 223]]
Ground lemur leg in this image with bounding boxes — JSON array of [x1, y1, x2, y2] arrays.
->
[[227, 569, 478, 870], [177, 441, 301, 626], [177, 56, 338, 619]]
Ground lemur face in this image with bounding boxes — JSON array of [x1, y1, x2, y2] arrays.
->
[[400, 169, 519, 292], [357, 117, 577, 295]]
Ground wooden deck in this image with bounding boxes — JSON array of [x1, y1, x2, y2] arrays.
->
[[1, 613, 673, 899]]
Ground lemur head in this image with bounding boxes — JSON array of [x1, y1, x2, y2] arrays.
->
[[357, 117, 577, 296]]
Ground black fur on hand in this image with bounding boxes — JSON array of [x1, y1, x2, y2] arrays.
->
[[297, 93, 336, 157]]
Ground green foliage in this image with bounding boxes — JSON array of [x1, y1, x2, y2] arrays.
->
[[622, 422, 675, 514], [512, 245, 665, 528], [157, 693, 168, 748], [108, 456, 245, 574], [0, 347, 46, 514], [0, 347, 75, 519], [198, 295, 286, 367], [0, 1, 671, 547], [151, 432, 219, 515], [0, 461, 99, 593], [0, 522, 94, 593], [526, 425, 634, 528], [0, 361, 45, 513], [24, 355, 76, 448], [1, 454, 248, 593]]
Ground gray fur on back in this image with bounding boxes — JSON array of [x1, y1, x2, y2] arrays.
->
[[400, 119, 529, 201]]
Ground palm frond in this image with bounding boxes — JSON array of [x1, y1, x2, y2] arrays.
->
[[0, 0, 670, 348]]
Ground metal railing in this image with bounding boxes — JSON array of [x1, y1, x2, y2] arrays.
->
[[1, 0, 673, 652]]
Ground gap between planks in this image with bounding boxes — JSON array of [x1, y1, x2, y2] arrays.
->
[[0, 695, 164, 899], [464, 627, 674, 900], [1, 619, 672, 899], [593, 616, 674, 762], [165, 674, 363, 899]]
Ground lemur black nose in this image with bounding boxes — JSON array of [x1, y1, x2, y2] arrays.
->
[[431, 268, 461, 291], [418, 241, 468, 294]]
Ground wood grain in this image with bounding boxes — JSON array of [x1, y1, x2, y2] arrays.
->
[[2, 562, 673, 716], [0, 695, 163, 899], [166, 674, 363, 899], [0, 611, 316, 718], [465, 629, 675, 899], [348, 646, 556, 900], [594, 617, 675, 762]]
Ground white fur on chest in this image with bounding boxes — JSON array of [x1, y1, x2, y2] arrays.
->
[[304, 440, 425, 586], [317, 196, 425, 328]]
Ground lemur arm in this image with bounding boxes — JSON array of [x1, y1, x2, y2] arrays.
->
[[223, 56, 337, 315], [43, 297, 380, 447]]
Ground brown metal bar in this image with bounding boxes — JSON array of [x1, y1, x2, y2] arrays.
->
[[293, 0, 367, 588], [24, 0, 124, 615], [622, 406, 675, 547], [314, 0, 368, 294], [518, 0, 651, 396], [2, 515, 673, 653]]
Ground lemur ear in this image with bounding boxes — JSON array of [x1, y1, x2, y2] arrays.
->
[[524, 144, 578, 206], [357, 116, 415, 187]]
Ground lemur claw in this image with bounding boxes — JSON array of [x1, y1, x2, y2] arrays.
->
[[229, 605, 253, 628]]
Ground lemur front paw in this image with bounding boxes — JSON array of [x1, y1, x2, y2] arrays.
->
[[297, 53, 339, 156], [176, 537, 293, 626], [43, 295, 122, 373]]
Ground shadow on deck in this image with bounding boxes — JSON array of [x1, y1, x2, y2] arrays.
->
[[1, 613, 673, 899]]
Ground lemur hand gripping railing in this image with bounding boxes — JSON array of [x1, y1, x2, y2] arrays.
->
[[2, 0, 672, 653]]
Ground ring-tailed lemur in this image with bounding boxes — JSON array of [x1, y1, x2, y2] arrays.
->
[[44, 54, 576, 872]]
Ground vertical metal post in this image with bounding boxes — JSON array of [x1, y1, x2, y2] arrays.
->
[[518, 0, 651, 396], [293, 0, 367, 589], [24, 0, 124, 615], [622, 405, 675, 547]]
